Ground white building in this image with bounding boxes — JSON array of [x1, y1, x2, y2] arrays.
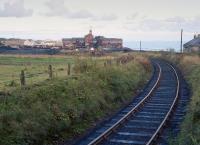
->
[[43, 40, 56, 47], [43, 40, 63, 48], [25, 39, 63, 49], [24, 39, 35, 47]]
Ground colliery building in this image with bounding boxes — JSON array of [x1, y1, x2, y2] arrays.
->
[[184, 34, 200, 52], [97, 37, 123, 49], [62, 38, 85, 49], [62, 30, 123, 50]]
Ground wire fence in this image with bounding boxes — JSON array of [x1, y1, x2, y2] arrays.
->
[[0, 62, 106, 90], [0, 64, 74, 90], [0, 55, 135, 90]]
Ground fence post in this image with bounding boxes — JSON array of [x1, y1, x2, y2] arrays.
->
[[20, 70, 25, 86], [104, 62, 107, 67], [48, 65, 53, 79], [68, 63, 71, 76]]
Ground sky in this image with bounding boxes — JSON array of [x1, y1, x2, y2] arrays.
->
[[0, 0, 200, 49]]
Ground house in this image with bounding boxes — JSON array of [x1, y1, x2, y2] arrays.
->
[[24, 39, 35, 47], [43, 40, 57, 47], [184, 34, 200, 52], [62, 38, 85, 49], [54, 40, 63, 49], [73, 38, 85, 49], [62, 38, 75, 49], [3, 38, 25, 48], [0, 38, 6, 46], [34, 40, 45, 48]]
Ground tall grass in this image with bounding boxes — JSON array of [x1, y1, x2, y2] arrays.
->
[[163, 54, 200, 145], [176, 55, 200, 145], [0, 56, 150, 145]]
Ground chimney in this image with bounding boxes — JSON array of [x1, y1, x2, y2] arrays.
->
[[194, 34, 197, 39]]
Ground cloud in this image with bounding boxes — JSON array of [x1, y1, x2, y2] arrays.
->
[[165, 16, 186, 23], [125, 15, 200, 32], [92, 14, 118, 21], [0, 0, 33, 17], [127, 13, 139, 20], [44, 0, 117, 21], [68, 10, 94, 19], [44, 0, 69, 17], [141, 16, 200, 32], [44, 0, 93, 19]]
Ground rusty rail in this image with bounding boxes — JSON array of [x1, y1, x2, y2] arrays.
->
[[146, 63, 180, 145]]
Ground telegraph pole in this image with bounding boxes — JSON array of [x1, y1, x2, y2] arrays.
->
[[180, 29, 183, 53]]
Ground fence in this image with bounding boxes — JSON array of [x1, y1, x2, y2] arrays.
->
[[0, 55, 135, 90], [0, 63, 73, 89]]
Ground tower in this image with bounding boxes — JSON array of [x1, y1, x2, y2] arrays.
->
[[89, 29, 92, 35], [85, 29, 94, 49], [89, 26, 93, 34]]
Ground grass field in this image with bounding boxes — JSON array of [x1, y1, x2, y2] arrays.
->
[[0, 53, 151, 145], [0, 53, 150, 91], [0, 54, 105, 91]]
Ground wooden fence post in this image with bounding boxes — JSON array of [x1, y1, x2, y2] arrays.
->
[[104, 62, 107, 67], [48, 65, 53, 79], [68, 63, 71, 76], [20, 70, 25, 86]]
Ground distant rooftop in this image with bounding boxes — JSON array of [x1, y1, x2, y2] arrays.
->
[[184, 34, 200, 48]]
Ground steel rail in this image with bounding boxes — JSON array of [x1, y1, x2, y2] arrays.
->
[[146, 63, 180, 145], [88, 62, 162, 145]]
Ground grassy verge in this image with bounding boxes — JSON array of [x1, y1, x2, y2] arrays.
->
[[0, 55, 76, 90], [0, 55, 150, 145], [163, 53, 200, 145]]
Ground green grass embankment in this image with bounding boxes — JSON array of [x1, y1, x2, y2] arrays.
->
[[163, 54, 200, 145], [0, 57, 150, 145]]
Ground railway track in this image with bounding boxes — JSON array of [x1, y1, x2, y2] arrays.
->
[[74, 60, 185, 145]]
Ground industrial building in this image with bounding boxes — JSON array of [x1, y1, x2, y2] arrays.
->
[[62, 30, 123, 50]]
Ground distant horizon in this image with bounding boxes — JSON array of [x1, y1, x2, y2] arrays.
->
[[0, 31, 190, 51], [1, 35, 186, 51], [124, 40, 186, 51]]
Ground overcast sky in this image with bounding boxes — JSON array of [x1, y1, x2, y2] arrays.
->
[[0, 0, 199, 43]]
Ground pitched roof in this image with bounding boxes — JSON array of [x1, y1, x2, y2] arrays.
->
[[184, 37, 200, 48]]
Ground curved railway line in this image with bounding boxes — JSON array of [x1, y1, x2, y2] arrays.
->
[[73, 59, 189, 145]]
